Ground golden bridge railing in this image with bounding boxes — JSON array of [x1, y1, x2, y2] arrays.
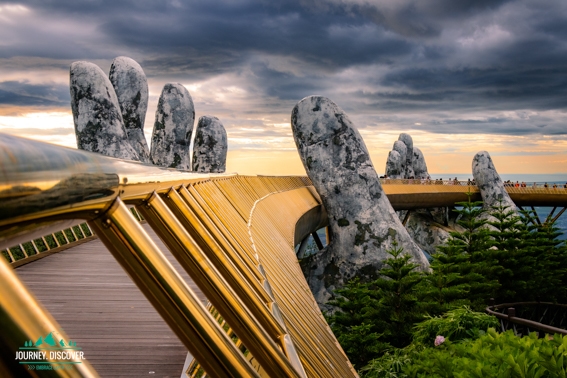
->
[[0, 134, 356, 377], [379, 178, 567, 209]]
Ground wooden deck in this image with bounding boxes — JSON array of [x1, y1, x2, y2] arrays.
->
[[14, 224, 206, 378]]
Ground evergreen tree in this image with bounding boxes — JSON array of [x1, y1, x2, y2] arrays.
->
[[418, 257, 471, 317], [326, 277, 389, 368], [486, 200, 525, 302], [426, 197, 500, 312], [373, 242, 425, 348], [326, 242, 425, 367], [520, 210, 567, 302], [325, 199, 567, 373]]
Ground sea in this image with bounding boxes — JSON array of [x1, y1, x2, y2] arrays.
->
[[429, 173, 567, 240]]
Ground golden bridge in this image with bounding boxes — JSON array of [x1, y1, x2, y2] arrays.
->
[[1, 134, 566, 377]]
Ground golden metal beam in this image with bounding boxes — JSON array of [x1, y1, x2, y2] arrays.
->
[[136, 191, 303, 378], [167, 187, 269, 301], [89, 197, 259, 378]]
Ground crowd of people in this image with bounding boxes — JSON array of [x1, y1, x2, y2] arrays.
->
[[503, 180, 567, 189], [379, 175, 474, 185], [379, 176, 567, 189]]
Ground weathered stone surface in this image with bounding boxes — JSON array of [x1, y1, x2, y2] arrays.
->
[[192, 116, 228, 173], [109, 56, 151, 163], [385, 150, 403, 178], [412, 147, 429, 179], [385, 134, 447, 252], [150, 83, 195, 170], [70, 61, 140, 161], [472, 151, 517, 211], [386, 136, 426, 179], [393, 140, 407, 158], [405, 212, 452, 255], [398, 133, 415, 178], [291, 96, 429, 309]]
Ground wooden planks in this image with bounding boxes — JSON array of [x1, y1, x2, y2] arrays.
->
[[15, 224, 206, 378]]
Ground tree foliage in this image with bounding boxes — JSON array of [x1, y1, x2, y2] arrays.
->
[[326, 199, 567, 374]]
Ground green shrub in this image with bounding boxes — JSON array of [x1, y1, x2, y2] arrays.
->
[[54, 231, 68, 245], [80, 223, 93, 237], [489, 203, 567, 303], [405, 329, 567, 377], [33, 238, 48, 252], [430, 197, 501, 311], [9, 246, 25, 260], [328, 198, 567, 374], [72, 225, 85, 239], [44, 234, 58, 248], [64, 229, 76, 243], [411, 306, 498, 346], [21, 241, 37, 256], [361, 347, 412, 378]]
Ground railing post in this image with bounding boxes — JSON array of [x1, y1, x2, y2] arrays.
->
[[41, 236, 50, 251], [85, 223, 94, 236], [70, 226, 79, 241], [62, 230, 70, 244], [30, 240, 39, 255], [51, 233, 60, 247], [297, 237, 310, 259], [19, 244, 28, 258], [5, 248, 14, 263], [311, 231, 324, 250]]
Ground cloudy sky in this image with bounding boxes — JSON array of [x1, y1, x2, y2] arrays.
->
[[1, 0, 566, 175]]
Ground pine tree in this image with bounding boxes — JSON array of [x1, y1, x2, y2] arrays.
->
[[427, 197, 500, 311], [326, 242, 425, 367], [487, 201, 525, 301], [520, 211, 567, 302], [418, 254, 471, 317], [373, 242, 425, 348]]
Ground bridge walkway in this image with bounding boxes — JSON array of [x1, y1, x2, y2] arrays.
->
[[15, 224, 204, 378], [381, 179, 567, 209]]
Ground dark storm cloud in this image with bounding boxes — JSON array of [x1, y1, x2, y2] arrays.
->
[[3, 0, 567, 137], [0, 81, 69, 107], [329, 0, 514, 38], [376, 67, 567, 111], [13, 0, 413, 68]]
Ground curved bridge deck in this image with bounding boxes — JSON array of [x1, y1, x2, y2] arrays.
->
[[381, 179, 567, 209]]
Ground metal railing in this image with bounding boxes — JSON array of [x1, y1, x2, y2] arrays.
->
[[0, 133, 356, 377], [1, 223, 93, 266], [486, 301, 567, 337], [380, 178, 474, 186], [379, 178, 567, 209], [1, 207, 146, 267], [380, 178, 567, 192]]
